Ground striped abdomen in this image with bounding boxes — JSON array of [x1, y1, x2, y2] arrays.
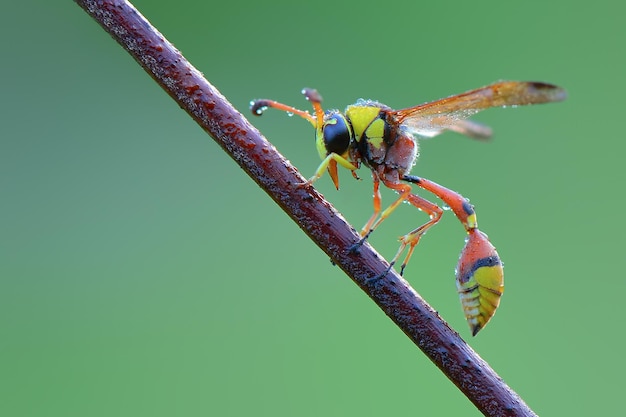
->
[[456, 230, 504, 336]]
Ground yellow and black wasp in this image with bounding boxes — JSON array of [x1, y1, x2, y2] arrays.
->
[[251, 81, 566, 335]]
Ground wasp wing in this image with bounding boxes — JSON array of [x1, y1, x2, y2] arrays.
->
[[391, 81, 567, 139], [447, 119, 493, 141]]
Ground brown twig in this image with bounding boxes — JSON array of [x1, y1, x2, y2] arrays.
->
[[74, 1, 537, 415]]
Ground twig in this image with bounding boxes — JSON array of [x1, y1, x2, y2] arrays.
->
[[74, 1, 537, 415]]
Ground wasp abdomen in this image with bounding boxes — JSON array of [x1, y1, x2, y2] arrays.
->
[[456, 230, 504, 336]]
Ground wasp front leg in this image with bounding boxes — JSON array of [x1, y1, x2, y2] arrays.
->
[[302, 153, 358, 190], [403, 175, 504, 335]]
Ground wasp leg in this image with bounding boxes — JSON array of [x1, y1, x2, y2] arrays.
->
[[375, 179, 444, 275], [364, 262, 395, 284], [352, 175, 442, 265], [348, 175, 383, 254], [299, 153, 357, 190], [360, 175, 382, 238], [398, 190, 450, 275]]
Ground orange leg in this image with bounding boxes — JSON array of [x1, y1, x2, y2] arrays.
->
[[357, 173, 485, 278], [360, 173, 479, 277], [360, 175, 382, 237], [379, 178, 444, 275], [353, 173, 444, 277]]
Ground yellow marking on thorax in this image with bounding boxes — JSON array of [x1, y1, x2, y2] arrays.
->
[[365, 118, 385, 149], [345, 105, 381, 141]]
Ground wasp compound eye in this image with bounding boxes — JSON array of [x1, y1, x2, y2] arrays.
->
[[322, 114, 352, 155]]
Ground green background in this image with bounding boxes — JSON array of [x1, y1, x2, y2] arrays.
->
[[2, 1, 623, 416]]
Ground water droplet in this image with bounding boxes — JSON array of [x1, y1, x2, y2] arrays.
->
[[286, 111, 294, 117], [442, 203, 451, 211]]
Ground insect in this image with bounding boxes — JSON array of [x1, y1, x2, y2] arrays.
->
[[250, 81, 566, 335]]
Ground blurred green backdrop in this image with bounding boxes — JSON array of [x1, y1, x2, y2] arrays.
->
[[2, 1, 623, 416]]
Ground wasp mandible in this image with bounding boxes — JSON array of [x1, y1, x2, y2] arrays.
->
[[251, 81, 566, 335]]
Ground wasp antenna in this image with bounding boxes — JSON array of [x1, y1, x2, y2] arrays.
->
[[301, 88, 325, 129], [249, 97, 316, 126], [302, 88, 323, 104], [250, 99, 271, 116]]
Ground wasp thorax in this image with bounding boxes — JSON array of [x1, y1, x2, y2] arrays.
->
[[321, 113, 352, 156]]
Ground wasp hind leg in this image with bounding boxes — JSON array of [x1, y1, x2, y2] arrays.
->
[[354, 175, 444, 280], [378, 179, 444, 276]]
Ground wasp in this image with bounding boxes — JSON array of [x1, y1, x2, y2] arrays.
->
[[250, 81, 566, 335]]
